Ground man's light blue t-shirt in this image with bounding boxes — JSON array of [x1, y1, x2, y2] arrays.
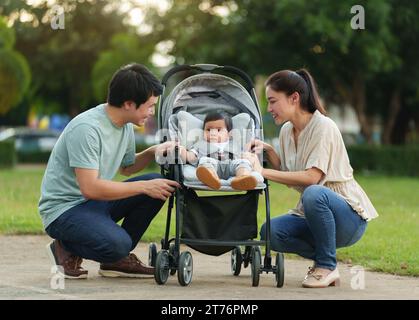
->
[[38, 104, 136, 229]]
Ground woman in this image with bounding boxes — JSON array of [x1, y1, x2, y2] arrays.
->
[[243, 69, 378, 288]]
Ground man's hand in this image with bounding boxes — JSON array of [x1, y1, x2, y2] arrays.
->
[[75, 167, 180, 201], [155, 141, 177, 156], [139, 178, 181, 201], [155, 140, 194, 164]]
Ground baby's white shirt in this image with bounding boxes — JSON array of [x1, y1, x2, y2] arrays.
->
[[211, 141, 229, 153]]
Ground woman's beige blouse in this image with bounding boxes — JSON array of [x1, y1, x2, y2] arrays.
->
[[278, 110, 378, 221]]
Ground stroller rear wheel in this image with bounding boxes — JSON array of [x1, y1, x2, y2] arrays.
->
[[275, 253, 285, 288], [251, 246, 261, 287], [148, 242, 157, 267], [178, 251, 193, 286], [231, 246, 242, 276], [154, 250, 170, 285]]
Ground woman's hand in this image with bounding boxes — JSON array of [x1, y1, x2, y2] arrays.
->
[[246, 138, 281, 170], [246, 139, 273, 154], [242, 152, 263, 174]]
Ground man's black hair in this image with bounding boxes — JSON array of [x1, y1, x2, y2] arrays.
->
[[203, 111, 232, 131], [107, 63, 163, 108]]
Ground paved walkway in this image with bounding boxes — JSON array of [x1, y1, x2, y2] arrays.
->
[[0, 235, 417, 300]]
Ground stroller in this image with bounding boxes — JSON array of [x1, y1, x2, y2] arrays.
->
[[148, 64, 284, 287]]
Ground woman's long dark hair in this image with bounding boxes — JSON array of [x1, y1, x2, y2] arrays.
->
[[265, 68, 326, 115]]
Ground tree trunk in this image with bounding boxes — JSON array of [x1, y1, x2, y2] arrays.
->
[[391, 105, 409, 145], [68, 87, 81, 118], [382, 87, 402, 145], [351, 75, 373, 144]]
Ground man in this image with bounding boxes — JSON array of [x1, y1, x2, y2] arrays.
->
[[39, 63, 179, 279]]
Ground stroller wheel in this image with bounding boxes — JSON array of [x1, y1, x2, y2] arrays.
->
[[275, 253, 285, 288], [169, 243, 177, 276], [148, 243, 157, 267], [178, 251, 193, 286], [243, 246, 252, 268], [154, 250, 170, 285], [231, 246, 242, 276], [254, 246, 262, 258], [251, 247, 261, 287]]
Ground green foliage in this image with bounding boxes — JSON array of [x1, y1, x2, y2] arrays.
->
[[0, 140, 16, 168], [92, 33, 156, 101], [0, 16, 31, 115], [145, 0, 238, 67], [348, 145, 419, 176], [2, 0, 144, 116], [147, 0, 418, 144], [0, 15, 14, 49], [1, 0, 418, 143]]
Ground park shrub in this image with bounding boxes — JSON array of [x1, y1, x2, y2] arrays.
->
[[17, 151, 51, 164], [347, 145, 419, 176], [8, 142, 419, 176], [0, 140, 16, 168]]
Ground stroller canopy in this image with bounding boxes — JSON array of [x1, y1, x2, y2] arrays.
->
[[159, 73, 262, 132]]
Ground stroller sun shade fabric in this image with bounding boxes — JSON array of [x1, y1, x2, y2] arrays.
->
[[160, 74, 262, 137]]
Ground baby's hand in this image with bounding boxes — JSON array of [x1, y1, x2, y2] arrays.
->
[[242, 152, 263, 174]]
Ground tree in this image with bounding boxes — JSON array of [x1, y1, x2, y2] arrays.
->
[[147, 0, 418, 144], [220, 0, 399, 144], [0, 16, 31, 115], [379, 0, 419, 144], [92, 33, 156, 102], [1, 0, 137, 117]]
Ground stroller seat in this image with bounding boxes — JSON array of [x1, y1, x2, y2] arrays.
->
[[167, 110, 266, 191], [182, 164, 265, 190]]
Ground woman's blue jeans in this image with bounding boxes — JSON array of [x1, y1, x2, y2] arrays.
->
[[45, 173, 165, 263], [260, 185, 367, 270]]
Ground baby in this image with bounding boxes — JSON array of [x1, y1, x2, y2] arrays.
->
[[177, 111, 257, 190]]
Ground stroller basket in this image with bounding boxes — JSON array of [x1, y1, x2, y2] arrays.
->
[[181, 189, 258, 256]]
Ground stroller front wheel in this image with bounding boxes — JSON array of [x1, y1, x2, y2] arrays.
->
[[251, 246, 261, 287], [178, 251, 193, 286], [275, 253, 285, 288]]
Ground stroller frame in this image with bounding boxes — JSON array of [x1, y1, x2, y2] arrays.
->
[[149, 64, 284, 287]]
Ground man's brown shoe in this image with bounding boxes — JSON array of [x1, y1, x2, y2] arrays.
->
[[99, 253, 154, 278], [46, 240, 88, 279]]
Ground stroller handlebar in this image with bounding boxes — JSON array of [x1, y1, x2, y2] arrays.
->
[[161, 64, 254, 91], [191, 64, 219, 71]]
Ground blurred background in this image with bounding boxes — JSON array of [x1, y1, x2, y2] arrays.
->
[[0, 1, 418, 276], [0, 0, 418, 172]]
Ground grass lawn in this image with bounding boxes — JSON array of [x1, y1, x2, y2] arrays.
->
[[0, 165, 418, 276]]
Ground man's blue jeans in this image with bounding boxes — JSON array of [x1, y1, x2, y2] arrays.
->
[[45, 173, 165, 263], [260, 185, 367, 270]]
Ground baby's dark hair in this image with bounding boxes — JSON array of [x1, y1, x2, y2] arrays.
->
[[203, 112, 232, 131]]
